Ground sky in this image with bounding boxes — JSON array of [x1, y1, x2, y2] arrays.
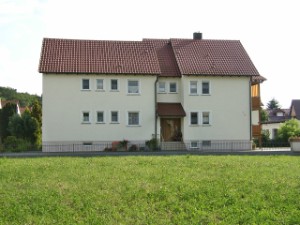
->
[[0, 0, 299, 108]]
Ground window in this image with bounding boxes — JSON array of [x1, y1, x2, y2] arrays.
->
[[202, 112, 210, 125], [169, 82, 177, 93], [190, 112, 198, 125], [128, 112, 139, 126], [82, 79, 90, 90], [82, 112, 90, 123], [111, 111, 119, 123], [190, 141, 199, 149], [190, 81, 198, 95], [96, 79, 104, 91], [111, 79, 118, 91], [128, 80, 139, 94], [202, 140, 211, 147], [97, 111, 104, 123], [202, 81, 210, 94], [158, 82, 166, 93]]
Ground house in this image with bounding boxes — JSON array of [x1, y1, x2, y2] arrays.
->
[[262, 99, 300, 139], [38, 33, 265, 152], [262, 108, 290, 139], [0, 98, 21, 115]]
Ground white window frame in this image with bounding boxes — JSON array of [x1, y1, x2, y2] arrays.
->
[[110, 111, 119, 123], [127, 80, 140, 95], [96, 79, 105, 91], [190, 111, 199, 125], [110, 79, 119, 91], [82, 78, 90, 91], [96, 111, 105, 123], [190, 141, 199, 149], [190, 81, 198, 95], [158, 82, 166, 93], [202, 111, 211, 125], [82, 111, 91, 124], [202, 81, 210, 95], [169, 82, 177, 93], [127, 111, 140, 126]]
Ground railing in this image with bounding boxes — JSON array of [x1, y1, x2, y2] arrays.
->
[[42, 140, 252, 152], [252, 97, 261, 110], [252, 125, 262, 137]]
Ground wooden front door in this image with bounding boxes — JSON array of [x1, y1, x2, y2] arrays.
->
[[160, 118, 182, 142]]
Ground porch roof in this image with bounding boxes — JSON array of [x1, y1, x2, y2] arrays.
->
[[157, 103, 186, 117]]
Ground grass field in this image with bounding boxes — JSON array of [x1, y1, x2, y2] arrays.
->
[[1, 155, 300, 224]]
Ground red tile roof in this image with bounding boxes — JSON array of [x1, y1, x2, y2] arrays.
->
[[157, 103, 186, 117], [170, 39, 260, 76], [39, 37, 261, 77], [39, 38, 161, 75], [144, 39, 181, 77]]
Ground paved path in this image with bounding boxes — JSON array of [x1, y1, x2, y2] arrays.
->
[[0, 149, 297, 158]]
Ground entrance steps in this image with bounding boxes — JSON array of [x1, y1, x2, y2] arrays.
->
[[161, 142, 187, 151]]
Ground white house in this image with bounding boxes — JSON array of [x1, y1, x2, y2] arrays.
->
[[38, 33, 265, 152]]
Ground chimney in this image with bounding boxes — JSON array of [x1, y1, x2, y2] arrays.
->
[[193, 32, 202, 40]]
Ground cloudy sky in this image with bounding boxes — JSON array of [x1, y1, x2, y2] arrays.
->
[[0, 0, 299, 108]]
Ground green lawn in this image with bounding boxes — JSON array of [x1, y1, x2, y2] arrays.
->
[[1, 155, 300, 224]]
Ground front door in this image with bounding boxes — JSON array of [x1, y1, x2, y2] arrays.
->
[[160, 118, 182, 142]]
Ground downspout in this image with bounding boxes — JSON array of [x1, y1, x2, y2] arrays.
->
[[154, 75, 159, 141], [249, 76, 253, 142]]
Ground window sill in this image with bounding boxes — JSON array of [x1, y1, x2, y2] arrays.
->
[[81, 89, 91, 91], [169, 92, 178, 94], [202, 124, 211, 127], [96, 122, 105, 124], [127, 93, 141, 96], [201, 94, 211, 96], [95, 90, 105, 92], [110, 90, 119, 92], [189, 94, 199, 96], [158, 92, 167, 94], [82, 122, 91, 124], [127, 125, 141, 127], [110, 122, 120, 124]]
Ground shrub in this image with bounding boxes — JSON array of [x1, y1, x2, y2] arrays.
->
[[128, 144, 138, 152], [3, 136, 32, 152], [145, 138, 159, 151]]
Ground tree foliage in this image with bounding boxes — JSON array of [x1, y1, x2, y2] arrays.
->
[[260, 109, 268, 122], [0, 102, 17, 141], [267, 98, 281, 110], [0, 86, 41, 107], [8, 110, 41, 148], [277, 119, 300, 142]]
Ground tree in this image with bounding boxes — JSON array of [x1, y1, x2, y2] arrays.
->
[[0, 102, 17, 141], [31, 100, 42, 125], [267, 98, 281, 110], [8, 110, 41, 148], [276, 119, 300, 142], [260, 109, 268, 122]]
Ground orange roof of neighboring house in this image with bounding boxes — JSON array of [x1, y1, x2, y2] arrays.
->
[[39, 35, 262, 78], [157, 103, 186, 117]]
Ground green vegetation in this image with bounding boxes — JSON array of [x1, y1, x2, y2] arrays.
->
[[277, 119, 300, 142], [0, 86, 41, 107], [1, 155, 300, 224]]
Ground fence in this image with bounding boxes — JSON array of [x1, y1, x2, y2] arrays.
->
[[41, 140, 252, 153]]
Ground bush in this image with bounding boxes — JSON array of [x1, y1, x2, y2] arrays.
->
[[145, 138, 159, 151], [3, 136, 32, 152]]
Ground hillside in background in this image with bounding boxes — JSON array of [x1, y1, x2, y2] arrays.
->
[[0, 87, 41, 107]]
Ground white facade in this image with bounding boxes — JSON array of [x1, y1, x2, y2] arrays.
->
[[43, 74, 252, 150], [262, 123, 282, 139], [43, 74, 157, 143]]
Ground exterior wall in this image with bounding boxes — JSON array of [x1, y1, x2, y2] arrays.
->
[[252, 110, 259, 125], [181, 76, 251, 141], [42, 74, 156, 144], [262, 123, 282, 139], [157, 77, 181, 103]]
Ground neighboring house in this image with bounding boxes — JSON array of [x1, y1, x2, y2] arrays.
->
[[290, 99, 300, 120], [0, 98, 21, 115], [262, 108, 290, 139], [38, 33, 265, 152], [262, 99, 300, 140]]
